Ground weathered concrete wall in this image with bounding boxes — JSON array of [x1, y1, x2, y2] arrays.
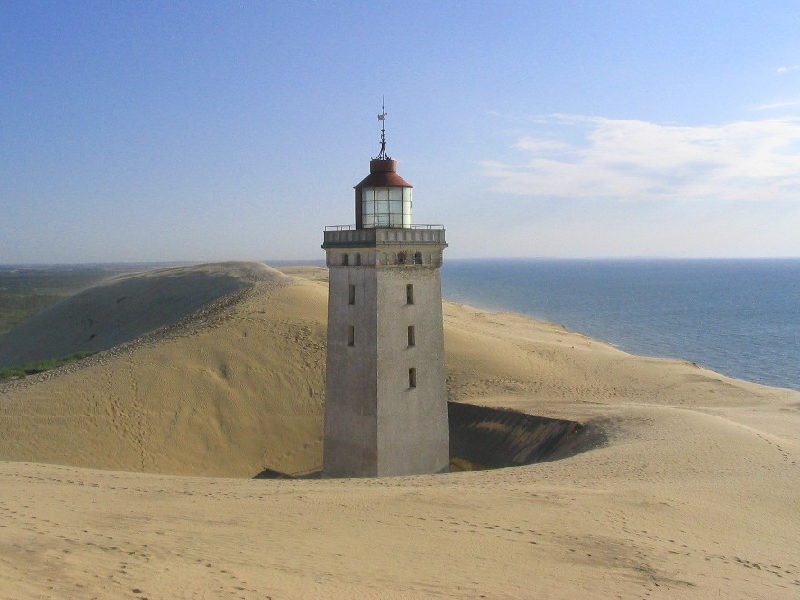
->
[[376, 268, 449, 476], [322, 265, 379, 477], [322, 239, 449, 477]]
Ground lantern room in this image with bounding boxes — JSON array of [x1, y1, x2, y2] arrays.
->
[[354, 158, 413, 229]]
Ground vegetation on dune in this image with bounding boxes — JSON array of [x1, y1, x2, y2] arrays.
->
[[0, 351, 97, 381]]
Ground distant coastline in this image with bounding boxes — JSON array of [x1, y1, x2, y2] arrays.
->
[[2, 258, 797, 392], [442, 258, 800, 392]]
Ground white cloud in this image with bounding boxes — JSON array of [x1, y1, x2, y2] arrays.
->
[[513, 137, 571, 153], [483, 115, 800, 202], [754, 99, 800, 110], [777, 65, 800, 74]]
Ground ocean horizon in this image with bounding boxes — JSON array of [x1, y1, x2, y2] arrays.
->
[[3, 258, 796, 392], [441, 258, 800, 392]]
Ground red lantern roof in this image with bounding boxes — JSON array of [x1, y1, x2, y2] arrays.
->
[[354, 159, 413, 188]]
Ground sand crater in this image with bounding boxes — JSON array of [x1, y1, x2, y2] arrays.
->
[[448, 401, 603, 471], [256, 402, 602, 478]]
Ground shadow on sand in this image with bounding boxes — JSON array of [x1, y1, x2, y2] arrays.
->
[[447, 401, 604, 471], [254, 401, 605, 479]]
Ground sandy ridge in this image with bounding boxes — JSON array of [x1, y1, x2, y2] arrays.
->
[[0, 263, 288, 395], [0, 286, 248, 394], [0, 262, 798, 598]]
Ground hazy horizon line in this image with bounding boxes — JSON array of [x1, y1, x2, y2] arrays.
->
[[2, 256, 800, 268]]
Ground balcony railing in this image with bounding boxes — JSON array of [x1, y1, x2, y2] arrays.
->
[[322, 225, 447, 248], [324, 224, 445, 231]]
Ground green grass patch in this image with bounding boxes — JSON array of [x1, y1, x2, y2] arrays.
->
[[0, 351, 97, 381]]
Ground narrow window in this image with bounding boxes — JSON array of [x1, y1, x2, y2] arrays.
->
[[348, 284, 355, 305], [408, 368, 417, 388], [354, 253, 361, 266], [347, 325, 355, 346], [342, 253, 349, 266], [414, 251, 422, 264], [406, 284, 414, 305], [407, 325, 415, 347]]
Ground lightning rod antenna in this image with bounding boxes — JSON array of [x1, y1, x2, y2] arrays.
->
[[376, 96, 390, 160]]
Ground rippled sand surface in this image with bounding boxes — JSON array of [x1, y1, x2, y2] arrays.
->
[[1, 263, 798, 598]]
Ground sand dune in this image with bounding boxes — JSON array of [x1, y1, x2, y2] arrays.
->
[[1, 262, 799, 598], [1, 262, 315, 477], [0, 262, 278, 369]]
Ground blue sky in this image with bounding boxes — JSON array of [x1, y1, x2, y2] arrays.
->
[[2, 1, 800, 262]]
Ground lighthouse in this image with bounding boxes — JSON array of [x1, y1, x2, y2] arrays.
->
[[321, 106, 449, 477]]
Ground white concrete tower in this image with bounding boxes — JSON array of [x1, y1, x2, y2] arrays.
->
[[321, 107, 449, 477]]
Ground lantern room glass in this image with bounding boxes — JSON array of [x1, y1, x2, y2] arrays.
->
[[361, 187, 412, 228]]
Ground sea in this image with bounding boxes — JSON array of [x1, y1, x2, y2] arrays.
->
[[441, 259, 800, 392]]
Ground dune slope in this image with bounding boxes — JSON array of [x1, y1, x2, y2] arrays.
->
[[1, 262, 320, 477], [1, 263, 799, 599], [0, 262, 277, 369]]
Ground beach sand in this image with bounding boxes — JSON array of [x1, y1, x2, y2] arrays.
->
[[1, 263, 798, 598]]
